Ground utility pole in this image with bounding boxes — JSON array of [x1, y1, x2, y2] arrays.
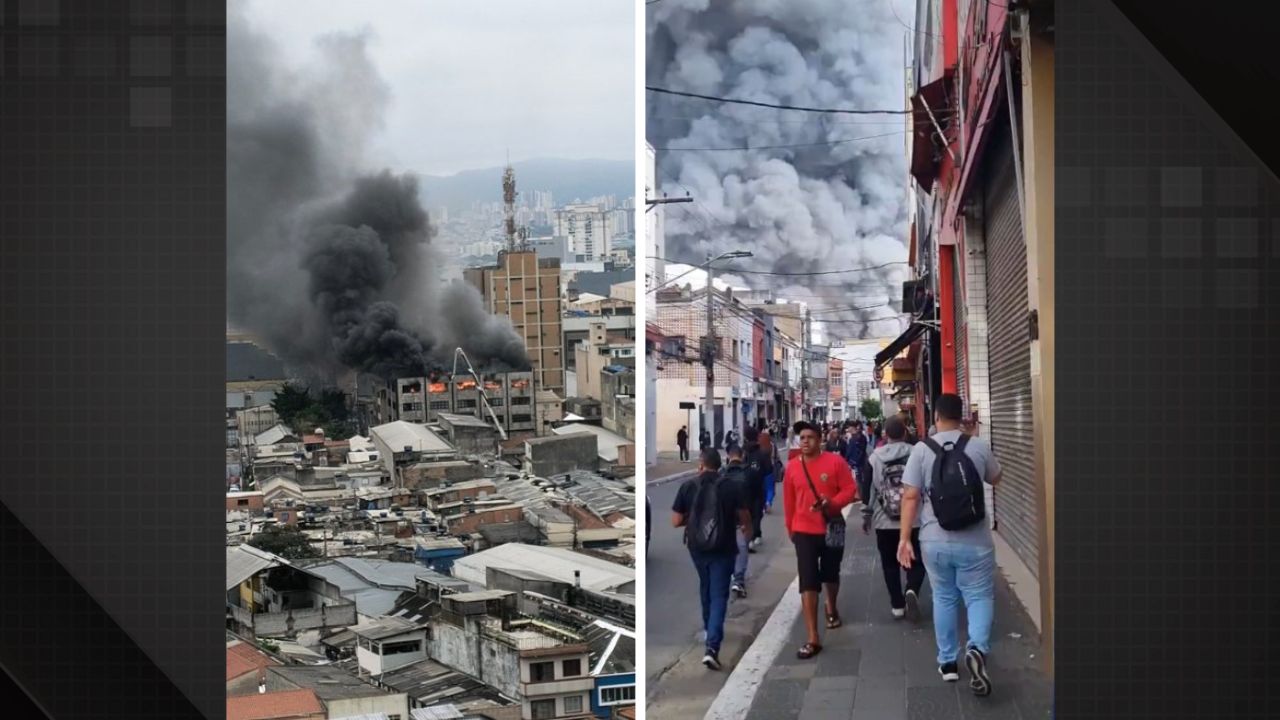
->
[[704, 253, 716, 450], [800, 306, 810, 422]]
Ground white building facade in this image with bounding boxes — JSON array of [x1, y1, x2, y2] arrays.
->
[[555, 203, 615, 260]]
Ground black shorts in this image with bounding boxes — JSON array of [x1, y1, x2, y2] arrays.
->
[[793, 531, 843, 592]]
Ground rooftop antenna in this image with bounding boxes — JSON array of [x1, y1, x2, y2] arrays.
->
[[502, 151, 518, 253], [451, 348, 509, 441]]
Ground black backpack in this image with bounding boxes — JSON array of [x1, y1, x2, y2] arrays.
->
[[685, 473, 729, 552], [921, 435, 985, 530]]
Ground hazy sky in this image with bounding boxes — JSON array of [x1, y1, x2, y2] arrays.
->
[[240, 0, 636, 177]]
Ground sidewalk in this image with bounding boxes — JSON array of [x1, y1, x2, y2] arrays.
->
[[721, 512, 1052, 720], [647, 451, 698, 486]]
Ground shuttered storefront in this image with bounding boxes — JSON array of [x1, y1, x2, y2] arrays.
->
[[953, 249, 968, 409], [982, 119, 1039, 578]]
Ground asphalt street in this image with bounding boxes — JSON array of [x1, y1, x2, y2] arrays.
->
[[645, 471, 798, 719]]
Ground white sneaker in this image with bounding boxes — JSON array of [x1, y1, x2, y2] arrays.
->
[[891, 607, 905, 619], [702, 651, 721, 670]]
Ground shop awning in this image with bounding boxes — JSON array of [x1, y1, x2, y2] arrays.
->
[[909, 74, 953, 191], [876, 322, 928, 368]]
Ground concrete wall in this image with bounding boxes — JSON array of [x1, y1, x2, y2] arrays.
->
[[356, 631, 427, 676], [429, 621, 522, 700], [654, 378, 732, 455], [323, 695, 410, 720], [446, 506, 524, 535], [424, 482, 496, 509], [401, 461, 483, 490], [526, 434, 598, 477], [251, 602, 357, 637], [226, 493, 265, 513], [442, 422, 499, 456]]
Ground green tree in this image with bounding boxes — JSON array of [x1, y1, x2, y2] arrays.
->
[[269, 384, 353, 440], [270, 384, 311, 428], [248, 525, 319, 560], [859, 398, 883, 421]]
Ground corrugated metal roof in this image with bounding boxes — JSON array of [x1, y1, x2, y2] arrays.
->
[[226, 545, 284, 591], [351, 616, 422, 641], [411, 707, 464, 720], [371, 421, 454, 455], [551, 424, 631, 462], [452, 544, 632, 594], [254, 424, 297, 447], [300, 559, 421, 617]]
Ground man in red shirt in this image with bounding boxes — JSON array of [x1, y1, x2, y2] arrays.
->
[[783, 421, 857, 659]]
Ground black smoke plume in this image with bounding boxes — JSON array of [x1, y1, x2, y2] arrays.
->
[[227, 1, 529, 381]]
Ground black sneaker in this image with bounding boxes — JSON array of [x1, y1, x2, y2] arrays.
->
[[702, 649, 721, 670], [965, 647, 991, 696], [731, 581, 747, 598], [938, 662, 960, 682], [904, 589, 920, 622]]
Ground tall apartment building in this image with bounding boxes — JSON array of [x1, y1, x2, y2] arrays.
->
[[464, 251, 565, 395], [554, 203, 615, 260]]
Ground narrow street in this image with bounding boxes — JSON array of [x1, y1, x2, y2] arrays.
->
[[716, 514, 1053, 720], [644, 459, 795, 720]]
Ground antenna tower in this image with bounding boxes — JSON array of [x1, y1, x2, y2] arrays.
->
[[502, 155, 518, 252]]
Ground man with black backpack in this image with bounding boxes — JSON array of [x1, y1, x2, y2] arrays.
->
[[671, 448, 752, 671], [741, 427, 769, 551], [896, 394, 1003, 697], [722, 445, 752, 597], [862, 417, 926, 620]]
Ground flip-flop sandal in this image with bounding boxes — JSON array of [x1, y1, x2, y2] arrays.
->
[[826, 614, 843, 629], [797, 642, 823, 660]]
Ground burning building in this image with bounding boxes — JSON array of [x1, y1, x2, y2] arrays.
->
[[387, 370, 538, 437]]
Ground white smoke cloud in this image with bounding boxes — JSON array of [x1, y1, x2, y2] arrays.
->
[[648, 0, 915, 338]]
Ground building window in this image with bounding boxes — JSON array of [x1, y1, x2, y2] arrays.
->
[[237, 499, 249, 507], [530, 699, 556, 720], [382, 639, 422, 655], [599, 684, 636, 706], [563, 694, 584, 714], [429, 400, 450, 410], [562, 658, 582, 677], [529, 661, 555, 682]]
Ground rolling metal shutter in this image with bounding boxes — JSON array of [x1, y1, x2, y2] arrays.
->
[[982, 120, 1039, 578], [953, 250, 968, 409]]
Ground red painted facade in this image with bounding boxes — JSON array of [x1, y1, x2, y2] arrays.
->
[[913, 0, 1010, 403]]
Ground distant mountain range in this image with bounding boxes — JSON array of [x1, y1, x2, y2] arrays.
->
[[417, 158, 633, 214]]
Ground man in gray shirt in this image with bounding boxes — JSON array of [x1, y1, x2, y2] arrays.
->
[[896, 394, 1002, 698]]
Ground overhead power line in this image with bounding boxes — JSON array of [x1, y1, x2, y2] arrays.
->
[[653, 130, 905, 152], [647, 86, 947, 116], [654, 255, 907, 276]]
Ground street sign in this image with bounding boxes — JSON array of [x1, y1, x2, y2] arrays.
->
[[678, 401, 696, 409]]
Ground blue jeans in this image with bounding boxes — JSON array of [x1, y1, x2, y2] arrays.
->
[[764, 473, 776, 507], [921, 542, 996, 664], [733, 529, 749, 584], [690, 550, 736, 653]]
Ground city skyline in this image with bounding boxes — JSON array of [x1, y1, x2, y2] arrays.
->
[[235, 0, 634, 176]]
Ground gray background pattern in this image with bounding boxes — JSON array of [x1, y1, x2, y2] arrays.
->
[[1060, 1, 1279, 716], [0, 0, 224, 717]]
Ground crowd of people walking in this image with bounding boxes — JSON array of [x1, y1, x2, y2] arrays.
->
[[668, 393, 1003, 697]]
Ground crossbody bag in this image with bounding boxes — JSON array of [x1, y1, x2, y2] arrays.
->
[[800, 457, 846, 548]]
